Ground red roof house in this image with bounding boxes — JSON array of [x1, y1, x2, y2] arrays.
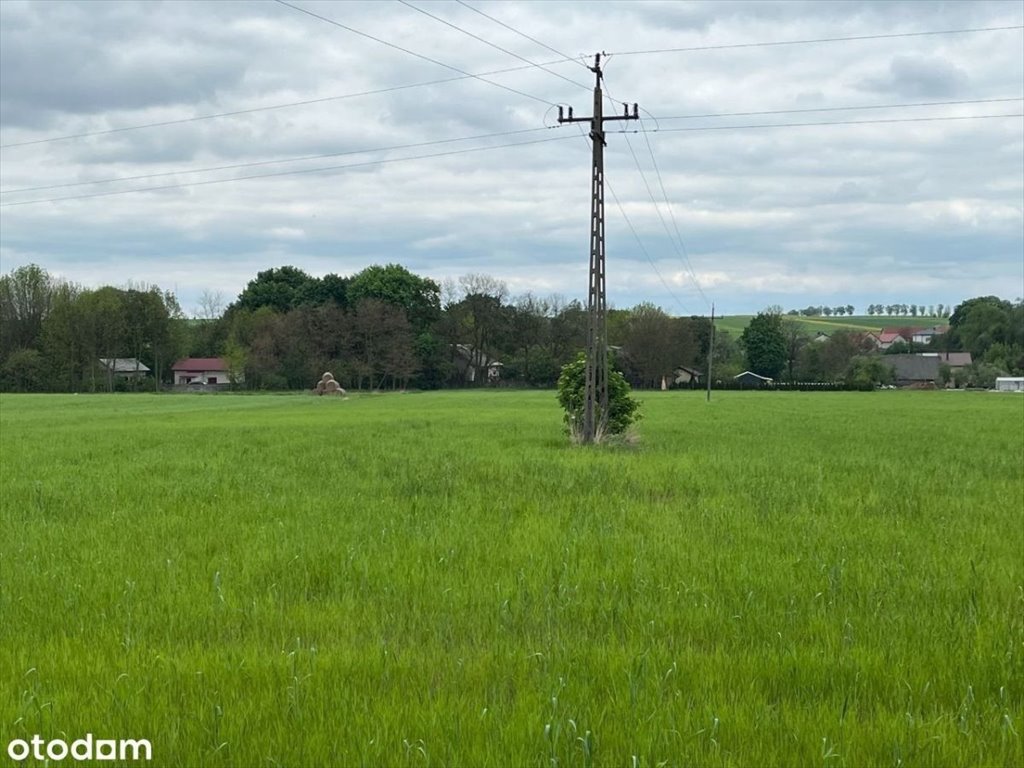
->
[[171, 357, 237, 386]]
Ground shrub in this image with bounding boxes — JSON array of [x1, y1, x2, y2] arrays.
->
[[556, 353, 641, 440]]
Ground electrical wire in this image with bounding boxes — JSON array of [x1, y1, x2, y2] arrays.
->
[[571, 124, 691, 315], [455, 0, 591, 71], [0, 133, 580, 208], [1, 126, 559, 195], [655, 97, 1024, 122], [602, 80, 710, 310], [617, 127, 710, 311], [272, 0, 555, 107], [395, 0, 590, 92], [607, 113, 1023, 134], [610, 25, 1024, 57], [0, 61, 579, 150]]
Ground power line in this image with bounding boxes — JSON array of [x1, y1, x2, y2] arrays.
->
[[272, 0, 555, 107], [618, 127, 711, 310], [609, 113, 1023, 134], [0, 134, 579, 208], [1, 126, 559, 195], [603, 77, 709, 309], [638, 122, 711, 309], [5, 93, 1015, 153], [455, 0, 591, 70], [610, 25, 1024, 57], [655, 97, 1024, 122], [0, 62, 576, 150], [607, 174, 692, 316], [395, 0, 589, 92], [571, 122, 690, 316]]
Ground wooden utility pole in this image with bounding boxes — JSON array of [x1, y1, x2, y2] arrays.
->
[[559, 54, 638, 442], [706, 303, 715, 402]]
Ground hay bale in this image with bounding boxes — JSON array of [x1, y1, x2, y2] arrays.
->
[[313, 372, 346, 397]]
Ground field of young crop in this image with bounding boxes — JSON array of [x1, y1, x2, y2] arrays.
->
[[1, 390, 1022, 767], [714, 315, 891, 338]]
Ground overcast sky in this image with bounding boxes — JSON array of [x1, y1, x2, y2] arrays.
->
[[1, 0, 1022, 316]]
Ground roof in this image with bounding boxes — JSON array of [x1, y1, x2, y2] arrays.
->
[[877, 331, 909, 344], [453, 344, 501, 367], [99, 358, 151, 373], [929, 351, 972, 367], [734, 371, 773, 381], [675, 365, 702, 376], [172, 357, 229, 371], [886, 354, 940, 381]]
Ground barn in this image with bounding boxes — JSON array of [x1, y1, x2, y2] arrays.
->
[[734, 371, 773, 389]]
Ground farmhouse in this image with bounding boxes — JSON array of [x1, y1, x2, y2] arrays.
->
[[734, 371, 773, 389], [876, 330, 909, 350], [911, 325, 949, 344], [172, 357, 235, 386], [99, 358, 150, 379]]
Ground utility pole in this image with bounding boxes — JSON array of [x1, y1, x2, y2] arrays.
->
[[559, 53, 638, 443], [706, 303, 715, 402]]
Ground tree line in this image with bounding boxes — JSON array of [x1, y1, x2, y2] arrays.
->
[[1, 262, 1019, 392], [787, 303, 952, 318], [0, 263, 712, 392]]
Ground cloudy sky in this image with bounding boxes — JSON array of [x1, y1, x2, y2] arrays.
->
[[1, 0, 1022, 316]]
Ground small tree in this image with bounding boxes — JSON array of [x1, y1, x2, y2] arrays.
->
[[557, 353, 640, 441]]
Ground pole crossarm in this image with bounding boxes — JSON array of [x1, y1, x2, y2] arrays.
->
[[556, 53, 639, 443]]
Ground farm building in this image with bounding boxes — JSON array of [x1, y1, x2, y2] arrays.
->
[[171, 357, 236, 386], [673, 365, 702, 386], [995, 377, 1024, 392], [885, 354, 940, 387], [734, 371, 773, 389], [99, 358, 150, 379], [452, 345, 503, 384]]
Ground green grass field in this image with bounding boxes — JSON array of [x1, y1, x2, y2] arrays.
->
[[1, 391, 1022, 767], [714, 315, 940, 338]]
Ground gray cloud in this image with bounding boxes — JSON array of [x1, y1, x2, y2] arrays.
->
[[0, 0, 1021, 315], [859, 54, 970, 97]]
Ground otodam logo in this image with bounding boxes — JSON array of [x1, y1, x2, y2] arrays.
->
[[6, 734, 152, 762]]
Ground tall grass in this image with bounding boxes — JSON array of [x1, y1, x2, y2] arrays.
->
[[1, 391, 1021, 766]]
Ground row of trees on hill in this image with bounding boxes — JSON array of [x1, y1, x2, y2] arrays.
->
[[865, 303, 951, 318], [787, 303, 952, 318], [1, 262, 1020, 392]]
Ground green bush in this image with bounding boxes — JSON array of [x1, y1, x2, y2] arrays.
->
[[556, 352, 641, 438]]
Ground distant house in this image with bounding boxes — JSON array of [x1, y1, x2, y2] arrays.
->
[[734, 371, 773, 389], [996, 377, 1024, 392], [885, 354, 940, 387], [674, 365, 702, 386], [452, 345, 503, 384], [812, 331, 830, 343], [876, 330, 910, 350], [99, 358, 150, 379], [172, 357, 235, 386], [930, 351, 972, 374], [911, 326, 948, 344]]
